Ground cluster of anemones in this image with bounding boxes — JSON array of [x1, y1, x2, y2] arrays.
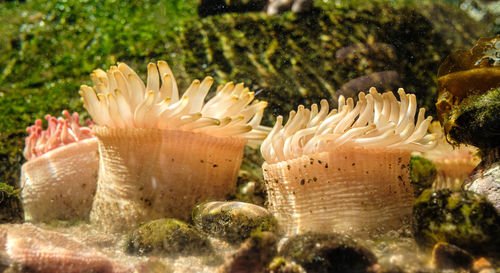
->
[[79, 61, 268, 139], [261, 87, 437, 163], [22, 58, 442, 237], [23, 110, 94, 161]]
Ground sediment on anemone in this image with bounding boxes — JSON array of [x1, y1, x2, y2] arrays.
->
[[260, 87, 437, 236], [20, 111, 99, 222], [80, 61, 268, 232], [419, 122, 479, 192]]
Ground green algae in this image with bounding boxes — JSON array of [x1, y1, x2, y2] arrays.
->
[[0, 181, 22, 223], [178, 4, 453, 126], [410, 156, 438, 197], [126, 218, 212, 256], [446, 87, 500, 150], [413, 189, 500, 257]]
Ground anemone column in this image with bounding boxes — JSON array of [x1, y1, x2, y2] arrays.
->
[[91, 127, 246, 232]]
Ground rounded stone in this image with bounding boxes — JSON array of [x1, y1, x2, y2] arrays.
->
[[465, 161, 500, 213], [431, 242, 473, 271], [279, 232, 377, 273], [192, 201, 277, 243], [217, 231, 277, 273], [413, 189, 500, 257], [125, 218, 212, 256]]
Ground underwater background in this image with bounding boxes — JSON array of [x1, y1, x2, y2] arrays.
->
[[0, 0, 499, 272]]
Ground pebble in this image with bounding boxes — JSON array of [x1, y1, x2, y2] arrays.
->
[[279, 232, 377, 273], [217, 231, 277, 273], [125, 218, 212, 256], [431, 242, 473, 271], [192, 201, 277, 243]]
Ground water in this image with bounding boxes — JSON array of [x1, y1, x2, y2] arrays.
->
[[0, 0, 499, 272]]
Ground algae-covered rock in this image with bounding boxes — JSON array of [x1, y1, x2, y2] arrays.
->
[[437, 35, 500, 97], [217, 231, 277, 273], [413, 189, 500, 257], [436, 35, 500, 145], [126, 218, 212, 256], [434, 36, 499, 220], [192, 201, 277, 243], [0, 131, 24, 224], [444, 86, 500, 150], [410, 155, 437, 197], [279, 232, 377, 273], [416, 2, 494, 51]]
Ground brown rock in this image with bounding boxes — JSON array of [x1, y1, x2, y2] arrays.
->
[[217, 231, 277, 273], [432, 242, 473, 271]]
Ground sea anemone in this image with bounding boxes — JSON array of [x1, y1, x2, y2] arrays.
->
[[20, 111, 98, 222], [261, 87, 437, 236], [420, 122, 480, 191], [80, 61, 268, 232]]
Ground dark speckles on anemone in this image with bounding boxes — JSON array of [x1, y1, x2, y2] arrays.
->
[[261, 88, 436, 236]]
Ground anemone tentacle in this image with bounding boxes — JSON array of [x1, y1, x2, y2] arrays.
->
[[261, 87, 437, 164], [23, 111, 94, 161], [79, 61, 268, 139]]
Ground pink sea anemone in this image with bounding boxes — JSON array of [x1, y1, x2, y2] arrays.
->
[[20, 111, 98, 222], [80, 61, 268, 232], [261, 88, 437, 236]]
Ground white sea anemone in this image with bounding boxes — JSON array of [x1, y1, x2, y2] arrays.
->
[[79, 61, 267, 141], [261, 87, 436, 164], [21, 111, 98, 222], [80, 61, 268, 232], [261, 87, 437, 236], [421, 122, 480, 191]]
